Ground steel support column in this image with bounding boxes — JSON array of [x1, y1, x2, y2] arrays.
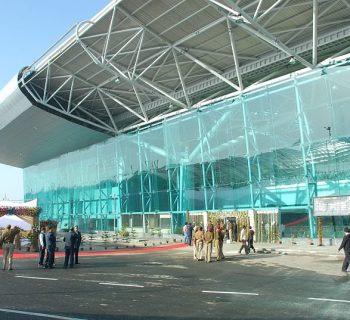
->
[[294, 79, 316, 239], [242, 98, 255, 209]]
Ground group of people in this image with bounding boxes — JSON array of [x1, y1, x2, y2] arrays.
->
[[0, 224, 82, 271], [183, 221, 256, 263], [38, 225, 82, 269]]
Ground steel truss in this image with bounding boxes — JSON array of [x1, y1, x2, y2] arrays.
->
[[18, 0, 350, 135]]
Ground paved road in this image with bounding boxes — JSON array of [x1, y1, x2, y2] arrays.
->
[[0, 246, 349, 320]]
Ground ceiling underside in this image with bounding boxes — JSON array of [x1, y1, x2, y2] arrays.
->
[[19, 0, 350, 135]]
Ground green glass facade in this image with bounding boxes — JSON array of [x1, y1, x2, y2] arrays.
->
[[24, 62, 350, 236]]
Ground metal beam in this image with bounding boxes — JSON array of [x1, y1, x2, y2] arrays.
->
[[312, 0, 318, 66], [174, 47, 240, 91], [102, 6, 117, 63], [172, 49, 191, 108], [97, 90, 119, 133], [257, 0, 283, 21], [208, 0, 314, 69], [132, 83, 148, 121], [227, 19, 243, 90], [253, 0, 263, 19], [131, 30, 144, 78], [285, 0, 341, 45], [100, 89, 146, 122]]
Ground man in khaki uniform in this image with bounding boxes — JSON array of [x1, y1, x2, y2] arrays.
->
[[214, 222, 225, 261], [2, 225, 20, 271], [194, 226, 204, 261], [204, 225, 214, 263]]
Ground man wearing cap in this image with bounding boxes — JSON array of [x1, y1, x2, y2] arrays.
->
[[338, 227, 350, 273], [2, 225, 20, 271]]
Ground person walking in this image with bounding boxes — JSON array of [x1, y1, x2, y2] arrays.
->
[[63, 227, 77, 269], [38, 227, 46, 268], [204, 225, 214, 263], [248, 226, 256, 253], [1, 225, 20, 271], [45, 226, 56, 269], [338, 227, 350, 273], [74, 226, 82, 264], [238, 225, 249, 254]]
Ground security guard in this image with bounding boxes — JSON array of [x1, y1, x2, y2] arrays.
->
[[2, 225, 20, 271]]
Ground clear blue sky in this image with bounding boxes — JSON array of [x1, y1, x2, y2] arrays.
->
[[0, 0, 110, 201]]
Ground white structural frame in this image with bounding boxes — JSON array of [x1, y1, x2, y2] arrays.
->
[[18, 0, 350, 135]]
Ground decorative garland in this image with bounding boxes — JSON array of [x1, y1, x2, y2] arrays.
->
[[0, 207, 41, 217]]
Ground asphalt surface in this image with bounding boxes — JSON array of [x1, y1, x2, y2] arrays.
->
[[0, 244, 349, 320]]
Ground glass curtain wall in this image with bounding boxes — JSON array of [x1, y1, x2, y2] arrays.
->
[[24, 63, 350, 234]]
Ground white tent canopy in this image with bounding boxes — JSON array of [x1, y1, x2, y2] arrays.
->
[[0, 215, 32, 230], [0, 199, 37, 208]]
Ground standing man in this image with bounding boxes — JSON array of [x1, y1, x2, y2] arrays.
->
[[183, 222, 188, 244], [338, 227, 350, 273], [232, 221, 237, 242], [186, 223, 193, 246], [63, 227, 77, 269], [74, 225, 82, 264], [38, 227, 46, 268], [2, 225, 20, 271], [214, 222, 225, 261], [194, 226, 204, 261], [228, 220, 233, 243], [204, 225, 214, 263], [45, 226, 56, 269]]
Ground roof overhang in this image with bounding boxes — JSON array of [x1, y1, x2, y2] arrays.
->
[[2, 0, 350, 167], [18, 0, 350, 135], [0, 75, 109, 168]]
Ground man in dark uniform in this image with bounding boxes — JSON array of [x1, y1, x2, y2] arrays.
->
[[45, 226, 56, 269], [338, 227, 350, 273], [74, 225, 82, 264], [63, 227, 77, 269]]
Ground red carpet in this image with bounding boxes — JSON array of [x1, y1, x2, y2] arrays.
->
[[0, 243, 187, 260]]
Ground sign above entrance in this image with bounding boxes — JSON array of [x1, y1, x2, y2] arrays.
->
[[313, 196, 350, 216]]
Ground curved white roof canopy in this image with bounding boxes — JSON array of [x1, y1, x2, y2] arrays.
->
[[1, 0, 350, 167], [19, 0, 350, 135]]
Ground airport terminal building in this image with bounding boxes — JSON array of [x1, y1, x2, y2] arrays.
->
[[1, 0, 350, 239]]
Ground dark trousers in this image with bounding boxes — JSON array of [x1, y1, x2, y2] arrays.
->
[[74, 246, 80, 264], [342, 251, 350, 272], [248, 239, 255, 253], [239, 240, 249, 254], [38, 245, 46, 265], [64, 247, 75, 268], [45, 246, 55, 268]]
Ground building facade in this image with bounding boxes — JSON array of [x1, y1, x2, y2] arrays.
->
[[24, 61, 350, 237]]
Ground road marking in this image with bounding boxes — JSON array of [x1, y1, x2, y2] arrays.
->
[[308, 297, 350, 303], [202, 290, 259, 296], [99, 282, 144, 288], [0, 308, 87, 320], [15, 275, 58, 281]]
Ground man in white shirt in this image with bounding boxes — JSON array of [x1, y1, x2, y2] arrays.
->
[[238, 225, 248, 255]]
